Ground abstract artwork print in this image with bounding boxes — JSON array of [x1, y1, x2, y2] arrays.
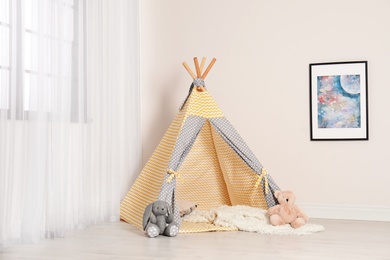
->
[[317, 75, 361, 129]]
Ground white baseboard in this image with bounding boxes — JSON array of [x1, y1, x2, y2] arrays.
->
[[300, 203, 390, 222]]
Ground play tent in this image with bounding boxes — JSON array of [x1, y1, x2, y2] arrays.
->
[[120, 58, 280, 233]]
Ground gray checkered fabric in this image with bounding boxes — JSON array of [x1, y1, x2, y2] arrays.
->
[[263, 174, 280, 207], [209, 117, 280, 208], [158, 116, 207, 225], [193, 78, 205, 87], [209, 118, 262, 172], [168, 116, 207, 170]]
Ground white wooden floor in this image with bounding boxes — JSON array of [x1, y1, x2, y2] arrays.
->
[[2, 219, 390, 260]]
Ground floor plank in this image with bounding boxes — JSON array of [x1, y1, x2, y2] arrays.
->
[[1, 219, 390, 259]]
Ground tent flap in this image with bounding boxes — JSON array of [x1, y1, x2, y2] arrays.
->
[[209, 117, 279, 208], [158, 116, 207, 226]]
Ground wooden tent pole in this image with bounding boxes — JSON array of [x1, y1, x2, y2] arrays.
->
[[182, 62, 196, 79], [199, 57, 206, 75], [201, 58, 216, 79], [183, 57, 216, 92], [194, 57, 201, 78]]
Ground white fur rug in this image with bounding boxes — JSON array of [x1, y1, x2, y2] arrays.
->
[[183, 205, 325, 235]]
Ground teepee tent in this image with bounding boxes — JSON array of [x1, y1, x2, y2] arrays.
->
[[120, 57, 280, 233]]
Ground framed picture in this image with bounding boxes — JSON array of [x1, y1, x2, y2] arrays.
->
[[309, 61, 368, 141]]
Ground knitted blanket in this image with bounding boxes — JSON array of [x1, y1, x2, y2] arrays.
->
[[183, 205, 324, 235]]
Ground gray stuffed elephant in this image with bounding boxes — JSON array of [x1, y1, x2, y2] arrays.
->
[[142, 200, 179, 238]]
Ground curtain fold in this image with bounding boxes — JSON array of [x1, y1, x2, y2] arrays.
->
[[0, 0, 140, 249]]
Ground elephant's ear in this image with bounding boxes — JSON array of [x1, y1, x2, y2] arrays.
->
[[165, 201, 172, 215], [142, 202, 154, 230]]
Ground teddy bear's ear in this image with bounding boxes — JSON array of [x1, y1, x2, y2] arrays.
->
[[142, 202, 154, 231], [274, 190, 281, 197]]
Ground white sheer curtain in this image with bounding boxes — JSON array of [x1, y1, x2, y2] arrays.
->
[[0, 0, 140, 248]]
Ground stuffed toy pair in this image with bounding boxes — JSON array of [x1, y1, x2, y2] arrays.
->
[[267, 190, 309, 228], [142, 200, 179, 238]]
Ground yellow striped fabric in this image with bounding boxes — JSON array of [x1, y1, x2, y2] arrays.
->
[[179, 221, 237, 234], [185, 89, 224, 119]]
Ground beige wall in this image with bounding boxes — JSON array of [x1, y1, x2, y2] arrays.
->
[[140, 0, 390, 219]]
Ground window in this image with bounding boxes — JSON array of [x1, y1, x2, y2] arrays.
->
[[0, 0, 10, 110], [0, 0, 86, 121]]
